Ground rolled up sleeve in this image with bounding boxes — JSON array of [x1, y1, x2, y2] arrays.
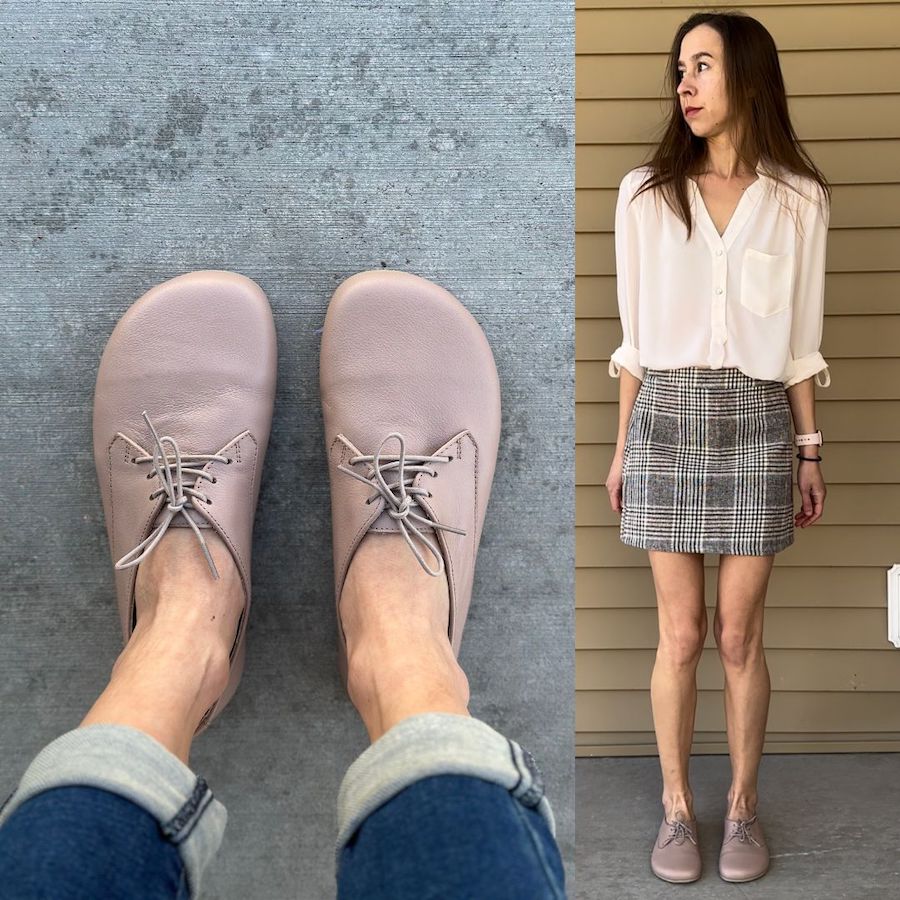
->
[[609, 170, 644, 381], [784, 185, 831, 389]]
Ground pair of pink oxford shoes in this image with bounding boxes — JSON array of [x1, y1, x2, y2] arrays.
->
[[92, 269, 501, 733]]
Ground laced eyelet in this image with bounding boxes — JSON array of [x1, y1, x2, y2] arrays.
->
[[146, 472, 154, 479], [211, 477, 217, 484], [226, 458, 233, 465]]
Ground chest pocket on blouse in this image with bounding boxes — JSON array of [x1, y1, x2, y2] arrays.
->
[[740, 248, 794, 317]]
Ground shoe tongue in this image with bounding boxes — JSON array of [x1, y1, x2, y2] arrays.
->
[[152, 505, 212, 530]]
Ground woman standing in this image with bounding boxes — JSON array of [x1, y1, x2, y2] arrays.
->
[[605, 11, 831, 885]]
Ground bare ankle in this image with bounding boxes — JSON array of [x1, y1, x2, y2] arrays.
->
[[727, 791, 758, 819], [663, 792, 695, 822], [346, 643, 470, 741]]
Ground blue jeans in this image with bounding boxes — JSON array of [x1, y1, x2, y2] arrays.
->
[[0, 715, 565, 899]]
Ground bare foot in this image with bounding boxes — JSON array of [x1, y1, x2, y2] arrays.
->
[[80, 527, 244, 762], [340, 533, 470, 742]]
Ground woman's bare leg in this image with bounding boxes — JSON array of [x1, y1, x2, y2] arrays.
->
[[714, 553, 774, 820], [340, 534, 471, 743], [79, 529, 244, 765], [648, 550, 707, 822]]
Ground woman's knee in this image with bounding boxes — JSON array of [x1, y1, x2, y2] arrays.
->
[[715, 624, 764, 670], [657, 620, 706, 669]]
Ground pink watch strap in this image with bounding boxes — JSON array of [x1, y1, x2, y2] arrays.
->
[[795, 430, 823, 446]]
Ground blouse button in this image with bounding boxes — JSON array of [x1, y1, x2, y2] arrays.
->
[[716, 249, 723, 256], [716, 287, 723, 294]]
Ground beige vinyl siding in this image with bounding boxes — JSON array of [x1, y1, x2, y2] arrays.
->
[[575, 0, 900, 756]]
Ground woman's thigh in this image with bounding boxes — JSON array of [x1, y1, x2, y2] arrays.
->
[[648, 550, 707, 647]]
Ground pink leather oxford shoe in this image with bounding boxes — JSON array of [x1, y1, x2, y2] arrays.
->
[[319, 269, 501, 685], [92, 270, 277, 734]]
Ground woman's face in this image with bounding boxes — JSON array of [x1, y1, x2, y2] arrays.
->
[[676, 24, 730, 140]]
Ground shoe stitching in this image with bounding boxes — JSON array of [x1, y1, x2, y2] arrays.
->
[[333, 436, 384, 607], [198, 433, 254, 609], [108, 433, 167, 635]]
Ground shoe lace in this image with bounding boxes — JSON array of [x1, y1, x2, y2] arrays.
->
[[113, 411, 230, 579], [730, 816, 761, 846], [662, 820, 697, 847], [338, 432, 466, 577]]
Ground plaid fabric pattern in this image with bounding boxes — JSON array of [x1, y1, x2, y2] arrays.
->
[[620, 367, 794, 556]]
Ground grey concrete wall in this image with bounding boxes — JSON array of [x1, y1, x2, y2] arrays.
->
[[0, 2, 573, 897]]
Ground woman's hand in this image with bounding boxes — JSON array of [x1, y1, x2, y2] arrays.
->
[[795, 460, 826, 527], [606, 452, 624, 513]]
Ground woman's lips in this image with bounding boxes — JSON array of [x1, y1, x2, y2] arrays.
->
[[685, 107, 701, 117]]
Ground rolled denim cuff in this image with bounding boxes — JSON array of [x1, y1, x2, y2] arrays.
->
[[0, 724, 226, 899], [335, 712, 555, 865]]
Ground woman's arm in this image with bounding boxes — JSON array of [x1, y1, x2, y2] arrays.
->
[[784, 181, 831, 526], [606, 170, 644, 511], [608, 170, 644, 382], [786, 377, 826, 527], [615, 369, 642, 453]]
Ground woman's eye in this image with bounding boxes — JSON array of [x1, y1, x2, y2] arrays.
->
[[677, 62, 708, 79]]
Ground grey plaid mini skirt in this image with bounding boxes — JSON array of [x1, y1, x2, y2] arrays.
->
[[620, 366, 794, 555]]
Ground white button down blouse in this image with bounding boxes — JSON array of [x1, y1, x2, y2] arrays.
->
[[608, 162, 832, 389]]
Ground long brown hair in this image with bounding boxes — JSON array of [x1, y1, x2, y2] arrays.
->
[[631, 10, 831, 240]]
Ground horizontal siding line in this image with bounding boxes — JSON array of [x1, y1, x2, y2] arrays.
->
[[578, 523, 900, 529], [575, 48, 898, 57], [576, 689, 900, 695], [574, 182, 900, 188], [576, 314, 900, 319], [578, 400, 900, 405], [577, 356, 900, 362], [575, 269, 900, 276], [575, 91, 900, 100], [576, 269, 900, 276], [576, 49, 900, 58], [577, 564, 897, 569], [575, 560, 897, 568], [576, 612, 900, 620], [577, 561, 898, 568], [576, 2, 900, 6], [575, 313, 900, 319], [575, 744, 900, 756], [578, 482, 900, 488], [574, 46, 900, 57], [575, 227, 900, 235], [575, 440, 900, 445], [575, 137, 897, 145]]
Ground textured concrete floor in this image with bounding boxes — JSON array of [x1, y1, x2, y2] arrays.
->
[[576, 754, 900, 899], [0, 3, 573, 897]]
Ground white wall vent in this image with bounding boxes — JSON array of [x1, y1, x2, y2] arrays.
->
[[888, 564, 900, 648]]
